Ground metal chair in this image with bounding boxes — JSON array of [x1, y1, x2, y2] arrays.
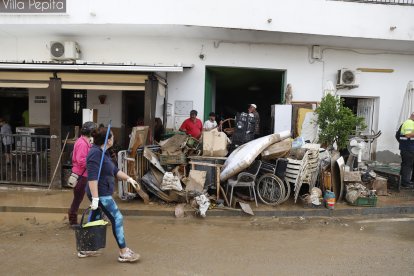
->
[[226, 160, 262, 207]]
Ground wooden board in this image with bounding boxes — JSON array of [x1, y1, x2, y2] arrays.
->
[[128, 126, 149, 150], [143, 146, 165, 174], [330, 152, 344, 202]]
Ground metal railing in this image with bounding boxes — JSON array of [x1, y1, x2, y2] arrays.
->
[[117, 145, 161, 200], [330, 0, 414, 5], [0, 134, 51, 186]]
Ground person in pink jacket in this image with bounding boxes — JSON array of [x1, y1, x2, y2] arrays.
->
[[68, 122, 97, 226]]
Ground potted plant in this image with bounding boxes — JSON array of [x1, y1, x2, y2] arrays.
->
[[315, 94, 366, 151]]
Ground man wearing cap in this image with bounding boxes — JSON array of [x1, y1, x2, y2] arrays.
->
[[399, 112, 414, 189], [248, 104, 260, 138], [203, 112, 218, 131], [180, 110, 203, 139]]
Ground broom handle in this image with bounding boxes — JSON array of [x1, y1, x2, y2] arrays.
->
[[97, 121, 112, 181], [47, 132, 70, 190]]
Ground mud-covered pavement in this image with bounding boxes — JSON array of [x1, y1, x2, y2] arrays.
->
[[1, 212, 413, 276]]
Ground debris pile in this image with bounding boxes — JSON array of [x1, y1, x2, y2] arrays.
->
[[118, 122, 390, 216]]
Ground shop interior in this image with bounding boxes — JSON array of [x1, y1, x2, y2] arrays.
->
[[0, 88, 28, 130], [122, 91, 145, 148], [205, 66, 285, 135]]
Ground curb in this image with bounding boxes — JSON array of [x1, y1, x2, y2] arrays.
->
[[2, 205, 414, 217]]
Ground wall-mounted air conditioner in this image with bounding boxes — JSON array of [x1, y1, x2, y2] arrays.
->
[[337, 68, 359, 89], [50, 41, 81, 61]]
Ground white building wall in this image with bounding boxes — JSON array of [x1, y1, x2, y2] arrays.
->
[[86, 90, 122, 128], [1, 0, 413, 42], [323, 49, 414, 155], [3, 34, 414, 156]]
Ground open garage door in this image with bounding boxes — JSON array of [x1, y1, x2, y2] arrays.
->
[[205, 66, 285, 136]]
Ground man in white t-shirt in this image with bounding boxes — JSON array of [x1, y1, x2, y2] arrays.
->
[[204, 112, 218, 131]]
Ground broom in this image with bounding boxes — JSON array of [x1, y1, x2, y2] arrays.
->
[[46, 132, 70, 193]]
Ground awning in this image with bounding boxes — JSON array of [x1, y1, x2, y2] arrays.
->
[[0, 62, 184, 72], [0, 71, 52, 88], [58, 72, 147, 91], [0, 62, 184, 90]]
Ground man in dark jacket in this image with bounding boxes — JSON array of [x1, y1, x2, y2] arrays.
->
[[248, 104, 260, 138]]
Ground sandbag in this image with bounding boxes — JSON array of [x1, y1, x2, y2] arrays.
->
[[220, 131, 291, 181], [203, 129, 228, 157]]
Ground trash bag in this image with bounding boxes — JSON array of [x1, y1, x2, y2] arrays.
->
[[310, 187, 322, 205], [195, 194, 210, 218]]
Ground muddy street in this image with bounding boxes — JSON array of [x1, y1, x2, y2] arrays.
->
[[1, 212, 413, 275]]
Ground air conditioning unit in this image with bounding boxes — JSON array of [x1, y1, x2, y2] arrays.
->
[[337, 68, 359, 88], [50, 41, 81, 61]]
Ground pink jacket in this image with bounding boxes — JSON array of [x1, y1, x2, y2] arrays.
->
[[71, 136, 91, 177]]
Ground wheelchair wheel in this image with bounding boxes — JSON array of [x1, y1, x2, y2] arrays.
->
[[256, 173, 285, 206], [279, 179, 291, 204]]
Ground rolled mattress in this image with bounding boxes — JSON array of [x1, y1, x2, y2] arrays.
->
[[220, 130, 291, 181]]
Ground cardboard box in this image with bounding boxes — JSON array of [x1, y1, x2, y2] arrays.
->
[[203, 129, 228, 157], [261, 139, 291, 160]]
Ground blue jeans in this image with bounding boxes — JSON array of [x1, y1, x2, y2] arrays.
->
[[89, 195, 126, 249]]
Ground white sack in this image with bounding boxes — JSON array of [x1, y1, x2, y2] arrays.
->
[[161, 172, 183, 191], [220, 131, 291, 181], [195, 194, 210, 218]]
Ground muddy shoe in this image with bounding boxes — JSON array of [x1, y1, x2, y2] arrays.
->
[[118, 248, 140, 263], [77, 251, 101, 258]]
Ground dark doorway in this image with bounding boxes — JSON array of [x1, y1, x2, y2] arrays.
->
[[0, 88, 28, 131], [61, 89, 87, 137], [205, 67, 285, 136], [61, 89, 87, 126], [122, 91, 145, 148]]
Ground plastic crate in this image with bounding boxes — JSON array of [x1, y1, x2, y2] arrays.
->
[[350, 196, 378, 207], [159, 153, 187, 165]]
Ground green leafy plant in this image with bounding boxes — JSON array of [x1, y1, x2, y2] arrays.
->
[[315, 94, 366, 150]]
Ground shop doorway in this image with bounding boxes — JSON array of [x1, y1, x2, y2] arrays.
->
[[341, 96, 379, 160], [205, 67, 285, 136], [122, 91, 145, 147], [0, 88, 28, 131]]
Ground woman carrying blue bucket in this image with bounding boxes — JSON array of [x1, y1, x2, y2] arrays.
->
[[81, 125, 140, 263]]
